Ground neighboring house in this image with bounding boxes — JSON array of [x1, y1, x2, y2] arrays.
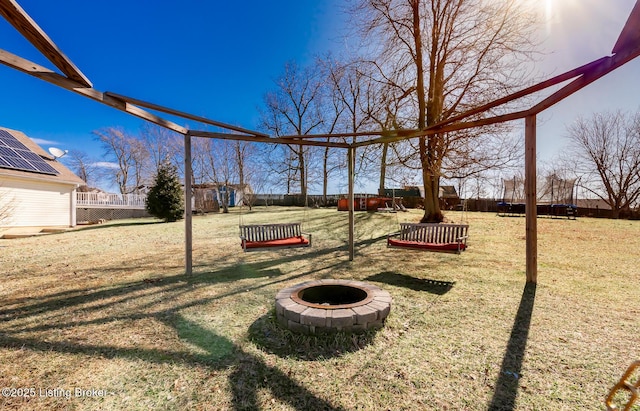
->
[[0, 127, 85, 230], [193, 183, 253, 209]]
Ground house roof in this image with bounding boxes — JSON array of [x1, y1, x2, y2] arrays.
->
[[0, 126, 85, 186], [439, 185, 459, 199], [575, 198, 612, 210]]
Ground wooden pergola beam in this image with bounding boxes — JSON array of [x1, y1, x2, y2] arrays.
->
[[526, 49, 640, 116], [612, 0, 640, 54], [353, 47, 640, 150], [0, 49, 187, 134], [188, 130, 351, 148], [353, 55, 630, 148], [104, 92, 269, 138], [0, 0, 92, 87], [279, 130, 386, 140], [422, 57, 609, 131], [288, 56, 609, 148]]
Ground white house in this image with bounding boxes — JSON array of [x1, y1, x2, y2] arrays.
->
[[0, 127, 85, 231]]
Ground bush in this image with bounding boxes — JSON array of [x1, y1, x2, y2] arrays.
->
[[146, 162, 184, 222]]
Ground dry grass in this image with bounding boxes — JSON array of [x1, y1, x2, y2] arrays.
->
[[0, 207, 638, 410]]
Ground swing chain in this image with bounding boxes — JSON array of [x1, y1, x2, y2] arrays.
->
[[606, 361, 640, 411]]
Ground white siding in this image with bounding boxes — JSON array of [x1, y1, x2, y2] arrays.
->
[[0, 176, 75, 227]]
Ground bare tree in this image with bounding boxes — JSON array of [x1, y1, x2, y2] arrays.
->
[[566, 110, 640, 218], [442, 129, 524, 181], [140, 123, 183, 177], [233, 139, 259, 207], [364, 67, 414, 194], [193, 135, 261, 209], [323, 56, 391, 193], [317, 56, 348, 201], [129, 138, 150, 193], [94, 127, 133, 195], [199, 138, 236, 213], [352, 0, 539, 222], [190, 137, 211, 186], [261, 61, 324, 197], [64, 149, 97, 190], [93, 125, 185, 194]]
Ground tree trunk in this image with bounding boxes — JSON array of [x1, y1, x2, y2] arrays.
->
[[419, 135, 444, 222], [421, 169, 441, 222], [611, 208, 620, 219], [298, 145, 307, 197], [221, 182, 229, 213], [235, 141, 245, 190], [379, 143, 388, 195], [323, 145, 329, 205], [235, 141, 245, 206], [411, 0, 443, 222]]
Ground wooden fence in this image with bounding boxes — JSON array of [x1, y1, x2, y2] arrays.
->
[[76, 192, 147, 209]]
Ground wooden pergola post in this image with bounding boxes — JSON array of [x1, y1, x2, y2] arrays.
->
[[184, 133, 193, 275], [348, 146, 355, 261], [525, 116, 537, 283]]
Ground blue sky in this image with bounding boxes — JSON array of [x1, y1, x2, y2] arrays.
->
[[534, 0, 640, 162], [1, 0, 639, 192], [0, 1, 344, 150]]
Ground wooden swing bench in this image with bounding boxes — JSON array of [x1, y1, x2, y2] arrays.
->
[[387, 223, 469, 254], [240, 223, 311, 252]]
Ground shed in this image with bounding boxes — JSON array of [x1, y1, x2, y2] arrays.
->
[[0, 127, 85, 230], [194, 182, 253, 208]]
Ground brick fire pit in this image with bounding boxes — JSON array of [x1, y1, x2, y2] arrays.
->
[[275, 279, 392, 334]]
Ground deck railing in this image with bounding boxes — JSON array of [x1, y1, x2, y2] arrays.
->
[[76, 192, 147, 209]]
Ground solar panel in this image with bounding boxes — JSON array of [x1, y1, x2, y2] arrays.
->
[[16, 150, 45, 162], [0, 129, 60, 175], [27, 159, 59, 174], [0, 130, 30, 150], [0, 146, 15, 157]]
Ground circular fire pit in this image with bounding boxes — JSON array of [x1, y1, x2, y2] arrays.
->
[[275, 279, 392, 334]]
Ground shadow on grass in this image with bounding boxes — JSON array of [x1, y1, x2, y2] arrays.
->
[[0, 261, 284, 325], [0, 255, 351, 410], [488, 282, 537, 411], [3, 241, 356, 336], [1, 216, 376, 409], [365, 271, 455, 295], [303, 209, 397, 239], [74, 219, 165, 231], [168, 315, 346, 410], [229, 350, 346, 410], [0, 250, 360, 410], [248, 311, 380, 361], [353, 233, 389, 249], [0, 313, 345, 411], [226, 232, 388, 268]]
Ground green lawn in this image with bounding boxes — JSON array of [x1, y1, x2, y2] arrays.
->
[[0, 207, 638, 410]]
